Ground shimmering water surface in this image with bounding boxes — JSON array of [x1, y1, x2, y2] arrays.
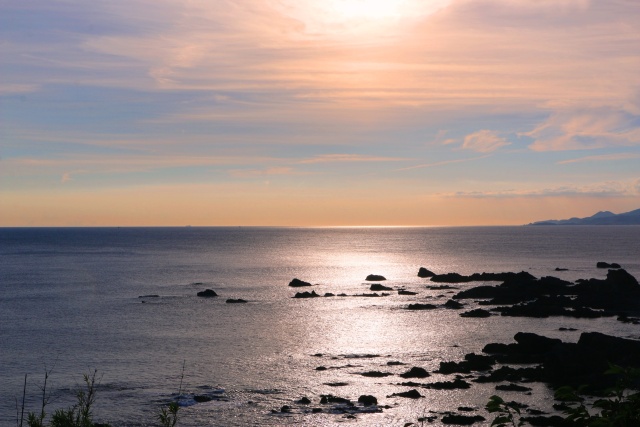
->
[[1, 226, 640, 426]]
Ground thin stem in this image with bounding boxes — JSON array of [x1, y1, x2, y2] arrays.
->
[[178, 360, 186, 395], [20, 373, 27, 427]]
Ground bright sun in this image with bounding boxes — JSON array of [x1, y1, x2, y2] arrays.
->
[[328, 0, 408, 22], [275, 0, 451, 36]]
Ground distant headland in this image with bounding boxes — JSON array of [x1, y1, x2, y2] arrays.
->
[[528, 208, 640, 225]]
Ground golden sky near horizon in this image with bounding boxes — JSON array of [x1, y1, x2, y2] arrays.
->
[[1, 0, 639, 226]]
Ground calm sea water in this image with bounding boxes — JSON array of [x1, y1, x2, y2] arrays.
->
[[1, 226, 640, 426]]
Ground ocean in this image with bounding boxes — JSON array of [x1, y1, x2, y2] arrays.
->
[[1, 226, 639, 426]]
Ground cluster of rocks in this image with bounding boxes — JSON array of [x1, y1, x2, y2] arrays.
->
[[272, 394, 385, 417], [450, 267, 639, 319], [289, 265, 640, 323]]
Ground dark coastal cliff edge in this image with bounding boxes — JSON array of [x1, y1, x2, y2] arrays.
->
[[528, 208, 640, 225]]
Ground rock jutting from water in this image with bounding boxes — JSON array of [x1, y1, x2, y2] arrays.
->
[[197, 289, 218, 297], [365, 274, 386, 281], [289, 278, 313, 287]]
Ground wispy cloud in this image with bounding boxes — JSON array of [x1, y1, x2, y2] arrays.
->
[[448, 179, 640, 198], [228, 167, 295, 178], [525, 107, 640, 152], [558, 153, 640, 165], [298, 154, 406, 164], [398, 155, 490, 171], [462, 130, 510, 153]]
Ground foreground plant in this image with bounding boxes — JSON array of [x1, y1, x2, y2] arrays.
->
[[157, 360, 186, 427], [486, 395, 524, 427], [487, 364, 640, 427], [158, 402, 180, 427], [555, 365, 640, 427], [21, 369, 108, 427]]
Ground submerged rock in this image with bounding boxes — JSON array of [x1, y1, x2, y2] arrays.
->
[[226, 298, 247, 304], [366, 274, 387, 281], [398, 289, 418, 295]]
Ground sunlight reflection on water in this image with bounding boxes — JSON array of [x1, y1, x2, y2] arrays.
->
[[1, 226, 640, 426]]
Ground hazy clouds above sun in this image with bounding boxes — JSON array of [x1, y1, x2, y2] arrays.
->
[[1, 0, 639, 226]]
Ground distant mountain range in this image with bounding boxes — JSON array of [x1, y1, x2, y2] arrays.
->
[[528, 208, 640, 225]]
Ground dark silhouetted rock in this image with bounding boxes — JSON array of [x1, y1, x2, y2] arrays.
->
[[297, 397, 311, 404], [289, 278, 312, 287], [521, 415, 565, 426], [360, 371, 393, 377], [193, 395, 213, 402], [293, 291, 320, 298], [439, 353, 496, 373], [431, 273, 469, 283], [432, 271, 536, 283], [514, 332, 562, 354], [399, 367, 430, 378], [474, 366, 544, 383], [370, 283, 392, 291], [398, 289, 417, 295], [418, 267, 436, 278], [389, 389, 422, 399], [320, 395, 352, 405], [425, 378, 471, 389], [407, 303, 437, 310], [197, 289, 218, 297], [460, 309, 491, 318], [354, 292, 387, 297], [444, 299, 464, 309], [427, 285, 459, 290], [597, 261, 621, 269], [555, 267, 568, 271], [441, 414, 485, 425], [324, 382, 349, 387], [315, 366, 327, 371], [495, 383, 532, 392], [226, 298, 247, 303], [387, 361, 405, 366], [357, 395, 378, 406], [366, 274, 386, 281], [324, 293, 335, 297], [437, 361, 471, 374]]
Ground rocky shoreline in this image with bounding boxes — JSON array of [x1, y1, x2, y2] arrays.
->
[[180, 263, 640, 425]]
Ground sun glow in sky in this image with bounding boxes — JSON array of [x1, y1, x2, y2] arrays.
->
[[277, 0, 449, 35], [1, 0, 639, 226]]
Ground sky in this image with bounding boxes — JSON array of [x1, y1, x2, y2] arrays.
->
[[1, 0, 639, 226]]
